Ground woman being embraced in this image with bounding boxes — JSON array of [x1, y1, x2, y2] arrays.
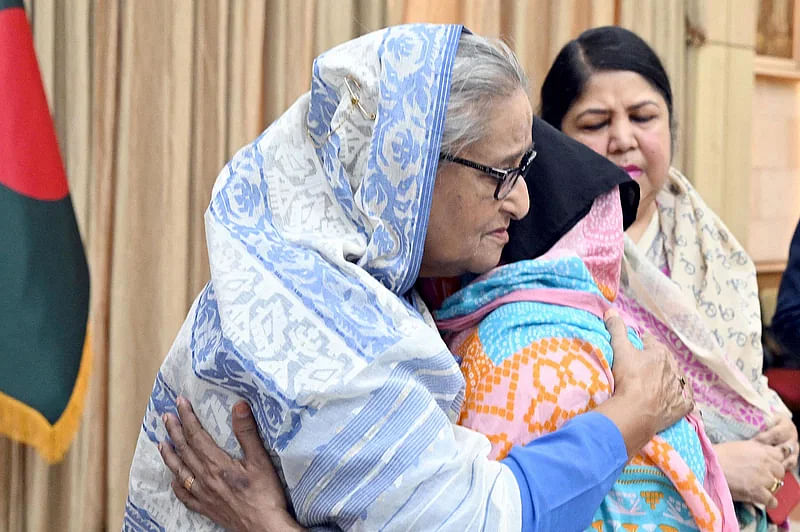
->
[[436, 116, 736, 531], [126, 25, 691, 532], [539, 25, 797, 530]]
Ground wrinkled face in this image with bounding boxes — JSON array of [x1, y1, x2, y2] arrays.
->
[[560, 70, 672, 221], [420, 88, 532, 278]]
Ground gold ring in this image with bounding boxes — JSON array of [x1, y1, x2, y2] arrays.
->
[[770, 478, 784, 494], [184, 474, 195, 492]]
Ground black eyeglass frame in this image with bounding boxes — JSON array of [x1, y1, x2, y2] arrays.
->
[[439, 146, 537, 200]]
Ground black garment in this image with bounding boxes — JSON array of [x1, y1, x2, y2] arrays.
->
[[771, 218, 800, 367], [503, 117, 640, 263]]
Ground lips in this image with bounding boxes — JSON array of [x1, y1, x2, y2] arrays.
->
[[488, 227, 509, 243], [622, 165, 643, 179]]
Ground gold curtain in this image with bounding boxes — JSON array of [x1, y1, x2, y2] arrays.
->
[[0, 1, 687, 530], [402, 0, 688, 166]]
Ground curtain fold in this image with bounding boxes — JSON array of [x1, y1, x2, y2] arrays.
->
[[0, 2, 688, 529]]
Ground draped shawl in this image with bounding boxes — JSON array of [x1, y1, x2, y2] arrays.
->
[[617, 167, 792, 530], [618, 168, 790, 440], [125, 25, 522, 531]]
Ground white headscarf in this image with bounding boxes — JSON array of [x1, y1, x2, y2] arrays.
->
[[126, 24, 522, 531]]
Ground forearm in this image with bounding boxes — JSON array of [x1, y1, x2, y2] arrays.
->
[[262, 512, 307, 532], [592, 392, 655, 458]]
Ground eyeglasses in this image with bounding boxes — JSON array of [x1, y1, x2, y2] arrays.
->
[[439, 146, 537, 200]]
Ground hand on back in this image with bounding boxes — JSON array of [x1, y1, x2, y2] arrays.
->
[[160, 398, 305, 532], [595, 310, 694, 457]]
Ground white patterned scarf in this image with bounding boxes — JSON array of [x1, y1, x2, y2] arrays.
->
[[124, 25, 521, 531], [620, 168, 790, 443], [617, 168, 792, 532]]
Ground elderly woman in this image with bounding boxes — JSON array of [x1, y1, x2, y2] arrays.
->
[[126, 25, 691, 531], [539, 25, 798, 530]]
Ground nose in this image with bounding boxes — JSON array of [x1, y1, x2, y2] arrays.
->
[[501, 176, 530, 221], [608, 118, 636, 154]]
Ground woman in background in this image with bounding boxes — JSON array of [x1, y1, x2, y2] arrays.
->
[[537, 25, 797, 530]]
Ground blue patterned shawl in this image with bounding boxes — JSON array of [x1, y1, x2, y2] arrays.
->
[[125, 25, 522, 531]]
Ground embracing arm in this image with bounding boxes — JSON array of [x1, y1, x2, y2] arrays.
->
[[161, 400, 305, 532], [163, 399, 627, 532], [159, 310, 691, 532], [502, 412, 627, 531], [162, 353, 523, 531], [594, 309, 695, 458]]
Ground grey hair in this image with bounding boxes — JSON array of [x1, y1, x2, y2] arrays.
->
[[440, 33, 529, 157]]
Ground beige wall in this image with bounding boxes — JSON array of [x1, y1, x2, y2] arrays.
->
[[750, 77, 800, 266], [682, 0, 800, 270], [684, 0, 757, 247]]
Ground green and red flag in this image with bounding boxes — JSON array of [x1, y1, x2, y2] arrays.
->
[[0, 0, 91, 463]]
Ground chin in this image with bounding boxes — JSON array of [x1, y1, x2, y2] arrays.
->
[[468, 254, 503, 275]]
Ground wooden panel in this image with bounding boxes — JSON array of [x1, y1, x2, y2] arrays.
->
[[750, 78, 800, 263], [758, 269, 784, 325], [618, 0, 687, 171], [732, 0, 758, 47], [686, 0, 729, 44], [686, 43, 727, 212], [723, 47, 756, 243], [757, 0, 795, 57], [685, 0, 758, 247]]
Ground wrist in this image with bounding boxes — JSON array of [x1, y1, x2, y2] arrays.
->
[[594, 393, 655, 458], [261, 510, 306, 532]]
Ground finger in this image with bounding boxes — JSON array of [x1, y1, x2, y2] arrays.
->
[[681, 375, 695, 412], [776, 440, 796, 461], [755, 421, 791, 446], [767, 445, 787, 466], [767, 469, 786, 488], [176, 397, 231, 468], [604, 309, 629, 348], [171, 479, 208, 515], [163, 411, 204, 479], [159, 440, 189, 482], [786, 439, 799, 468], [768, 495, 779, 509], [661, 345, 680, 376], [753, 427, 776, 445], [753, 486, 777, 507], [232, 401, 271, 467]]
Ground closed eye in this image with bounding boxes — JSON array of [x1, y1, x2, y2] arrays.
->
[[631, 114, 656, 123], [580, 120, 608, 131]]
